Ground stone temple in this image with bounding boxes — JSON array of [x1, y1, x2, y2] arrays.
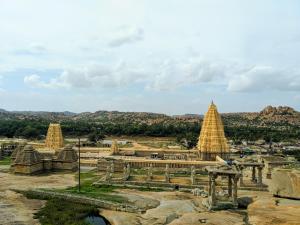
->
[[11, 144, 78, 174], [197, 102, 229, 161], [45, 123, 64, 151]]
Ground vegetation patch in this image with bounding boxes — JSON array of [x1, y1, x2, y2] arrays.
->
[[0, 156, 11, 165], [34, 198, 100, 225], [59, 171, 127, 203]]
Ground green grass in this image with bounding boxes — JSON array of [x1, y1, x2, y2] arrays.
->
[[58, 171, 127, 203], [0, 156, 11, 165], [34, 198, 100, 225]]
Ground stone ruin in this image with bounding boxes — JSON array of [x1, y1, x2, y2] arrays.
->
[[203, 166, 241, 210], [45, 123, 64, 151]]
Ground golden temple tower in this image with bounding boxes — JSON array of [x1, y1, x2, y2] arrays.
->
[[110, 140, 119, 155], [197, 102, 229, 160], [45, 123, 64, 151]]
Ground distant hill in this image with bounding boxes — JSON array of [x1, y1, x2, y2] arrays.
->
[[0, 106, 299, 127]]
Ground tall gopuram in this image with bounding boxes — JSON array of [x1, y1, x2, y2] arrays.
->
[[45, 123, 64, 151], [197, 102, 229, 161]]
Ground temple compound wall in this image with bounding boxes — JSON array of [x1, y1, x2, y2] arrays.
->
[[11, 144, 78, 175], [97, 157, 222, 172]]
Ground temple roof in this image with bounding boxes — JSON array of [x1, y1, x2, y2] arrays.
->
[[14, 145, 43, 165], [197, 102, 229, 153], [56, 144, 78, 162]]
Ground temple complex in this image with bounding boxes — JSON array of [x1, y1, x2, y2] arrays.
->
[[197, 102, 229, 160], [45, 123, 64, 151]]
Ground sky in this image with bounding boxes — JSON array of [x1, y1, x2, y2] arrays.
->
[[0, 0, 300, 114]]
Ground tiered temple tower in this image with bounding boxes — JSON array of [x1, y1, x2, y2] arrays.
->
[[110, 140, 119, 155], [197, 102, 229, 161], [45, 123, 64, 151]]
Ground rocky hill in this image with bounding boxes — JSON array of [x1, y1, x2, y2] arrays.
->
[[0, 106, 299, 127]]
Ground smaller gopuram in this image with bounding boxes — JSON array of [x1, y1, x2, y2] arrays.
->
[[197, 102, 230, 161], [45, 123, 64, 151]]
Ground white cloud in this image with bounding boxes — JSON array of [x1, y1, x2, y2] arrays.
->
[[23, 58, 300, 94], [108, 26, 144, 47], [24, 62, 147, 89], [147, 58, 227, 91], [24, 74, 66, 89], [227, 66, 300, 92]]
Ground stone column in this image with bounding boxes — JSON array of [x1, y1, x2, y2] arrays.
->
[[105, 165, 111, 182], [211, 175, 217, 207], [252, 166, 256, 183], [123, 165, 127, 181], [191, 166, 196, 185], [228, 175, 232, 197], [110, 162, 114, 173], [233, 175, 239, 206], [147, 163, 153, 181], [165, 164, 170, 183], [239, 166, 244, 186], [258, 166, 263, 186], [208, 174, 212, 195]]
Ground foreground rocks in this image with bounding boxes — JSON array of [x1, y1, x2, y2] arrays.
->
[[0, 171, 76, 225], [248, 195, 300, 225], [269, 168, 300, 199]]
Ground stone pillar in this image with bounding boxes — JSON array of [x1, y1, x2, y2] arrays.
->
[[228, 175, 232, 197], [252, 166, 256, 183], [191, 166, 196, 185], [147, 163, 153, 181], [211, 175, 216, 207], [127, 163, 131, 177], [165, 164, 170, 183], [110, 162, 114, 173], [208, 174, 212, 195], [239, 166, 244, 186], [258, 166, 263, 186], [233, 175, 239, 206], [123, 165, 126, 179], [105, 165, 111, 182]]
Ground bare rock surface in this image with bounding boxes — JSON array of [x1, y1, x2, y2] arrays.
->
[[0, 190, 44, 225], [247, 195, 300, 225], [0, 172, 76, 225], [269, 168, 300, 199]]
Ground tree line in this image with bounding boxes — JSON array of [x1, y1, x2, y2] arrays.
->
[[0, 119, 299, 144]]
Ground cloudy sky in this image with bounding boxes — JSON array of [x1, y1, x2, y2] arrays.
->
[[0, 0, 300, 114]]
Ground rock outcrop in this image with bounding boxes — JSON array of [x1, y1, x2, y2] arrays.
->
[[269, 168, 300, 199]]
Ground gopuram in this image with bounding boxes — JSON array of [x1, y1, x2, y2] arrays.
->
[[197, 101, 230, 161], [45, 123, 64, 151]]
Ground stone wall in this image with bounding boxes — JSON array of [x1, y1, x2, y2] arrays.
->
[[16, 189, 143, 213], [13, 163, 44, 174], [52, 160, 78, 171]]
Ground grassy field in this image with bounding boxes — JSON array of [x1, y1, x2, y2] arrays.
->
[[0, 156, 11, 165]]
